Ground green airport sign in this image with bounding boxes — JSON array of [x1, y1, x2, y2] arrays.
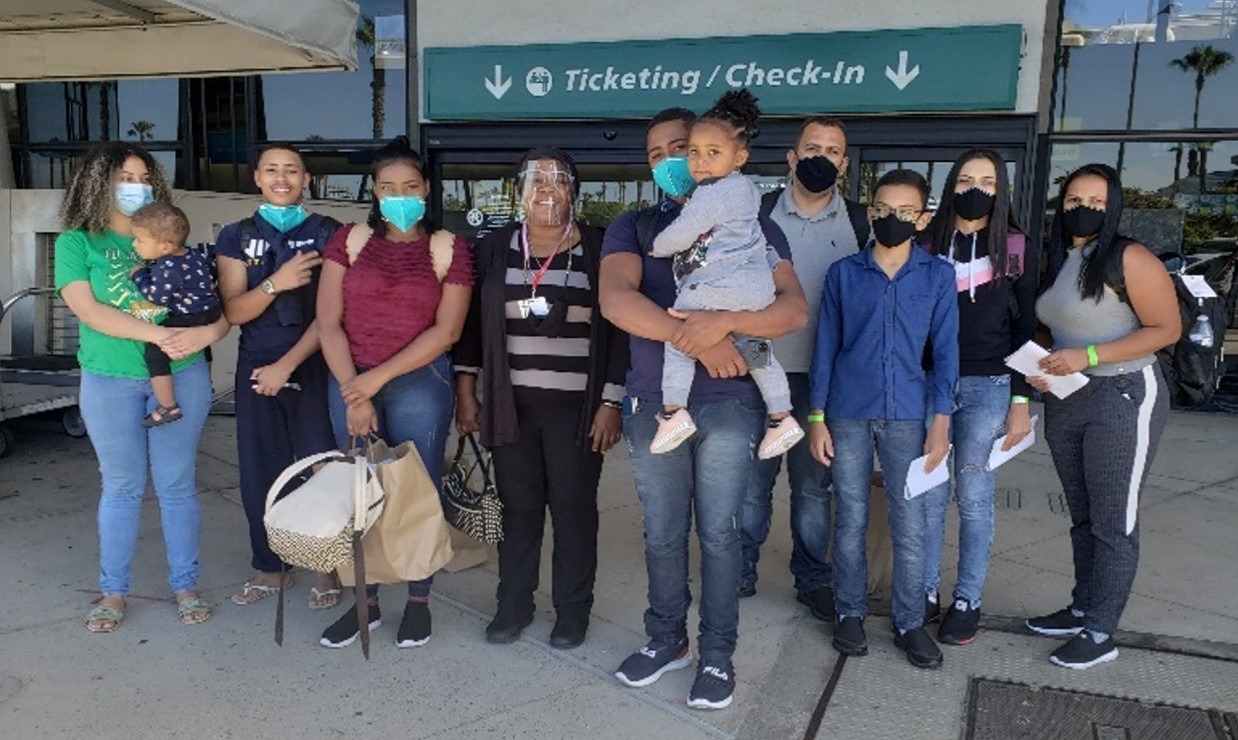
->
[[423, 24, 1023, 120]]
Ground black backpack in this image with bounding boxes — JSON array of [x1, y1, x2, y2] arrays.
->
[[1110, 244, 1229, 408], [236, 214, 342, 253]]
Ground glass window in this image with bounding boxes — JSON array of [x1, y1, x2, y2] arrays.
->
[[1057, 0, 1238, 132], [258, 0, 406, 141], [1045, 140, 1238, 253], [21, 80, 179, 143], [25, 149, 183, 189]]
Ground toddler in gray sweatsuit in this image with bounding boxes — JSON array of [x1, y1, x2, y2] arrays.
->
[[652, 171, 799, 456]]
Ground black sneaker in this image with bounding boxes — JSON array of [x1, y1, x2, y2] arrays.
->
[[1026, 607, 1085, 637], [687, 664, 735, 710], [796, 586, 836, 622], [894, 626, 943, 669], [831, 616, 868, 657], [614, 638, 693, 688], [737, 582, 757, 598], [1049, 630, 1118, 669], [396, 600, 431, 648], [925, 592, 941, 624], [320, 603, 382, 648], [485, 612, 534, 644], [938, 599, 980, 645]]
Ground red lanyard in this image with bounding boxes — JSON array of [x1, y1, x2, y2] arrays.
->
[[521, 223, 572, 292]]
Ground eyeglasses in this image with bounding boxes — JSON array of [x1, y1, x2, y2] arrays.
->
[[868, 203, 924, 223]]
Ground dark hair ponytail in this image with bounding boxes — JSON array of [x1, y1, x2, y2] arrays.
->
[[367, 135, 434, 237], [696, 89, 761, 146]]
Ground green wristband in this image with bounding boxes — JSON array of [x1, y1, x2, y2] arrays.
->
[[807, 412, 825, 424], [1086, 345, 1100, 368], [1011, 395, 1030, 405]]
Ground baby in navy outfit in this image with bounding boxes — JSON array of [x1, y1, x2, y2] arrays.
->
[[130, 202, 221, 427]]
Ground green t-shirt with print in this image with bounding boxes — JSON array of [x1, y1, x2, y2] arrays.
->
[[53, 229, 202, 379]]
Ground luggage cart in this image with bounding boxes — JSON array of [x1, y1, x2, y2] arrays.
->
[[0, 288, 85, 457]]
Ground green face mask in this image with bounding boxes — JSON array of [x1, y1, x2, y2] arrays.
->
[[257, 203, 309, 232]]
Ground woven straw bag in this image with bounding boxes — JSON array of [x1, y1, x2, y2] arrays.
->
[[264, 451, 385, 573], [440, 433, 503, 545]]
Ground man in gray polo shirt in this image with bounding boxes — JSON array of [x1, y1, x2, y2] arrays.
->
[[739, 117, 871, 621]]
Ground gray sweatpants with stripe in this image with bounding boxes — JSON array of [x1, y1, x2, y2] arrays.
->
[[1043, 363, 1168, 635]]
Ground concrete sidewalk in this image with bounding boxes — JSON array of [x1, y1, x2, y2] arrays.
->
[[0, 405, 1235, 739]]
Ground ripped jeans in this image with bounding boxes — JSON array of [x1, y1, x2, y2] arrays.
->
[[922, 374, 1011, 608]]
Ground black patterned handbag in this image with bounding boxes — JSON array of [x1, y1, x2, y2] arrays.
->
[[440, 433, 503, 544]]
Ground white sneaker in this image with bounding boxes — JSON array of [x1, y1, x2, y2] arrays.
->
[[758, 416, 804, 459], [650, 408, 697, 454]]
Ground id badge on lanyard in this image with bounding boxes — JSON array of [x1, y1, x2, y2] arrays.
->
[[517, 296, 550, 318]]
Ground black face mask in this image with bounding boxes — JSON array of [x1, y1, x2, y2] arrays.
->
[[872, 215, 918, 248], [953, 187, 996, 221], [1062, 205, 1105, 239], [795, 156, 838, 194]]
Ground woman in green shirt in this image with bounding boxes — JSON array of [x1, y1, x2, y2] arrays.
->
[[54, 142, 229, 633]]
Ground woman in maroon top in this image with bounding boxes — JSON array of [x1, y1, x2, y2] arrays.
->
[[316, 136, 474, 650]]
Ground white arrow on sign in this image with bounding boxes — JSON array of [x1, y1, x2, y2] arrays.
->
[[884, 51, 920, 90], [484, 64, 512, 100]]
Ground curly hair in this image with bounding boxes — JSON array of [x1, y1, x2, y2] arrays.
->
[[60, 142, 173, 234], [696, 89, 761, 147]]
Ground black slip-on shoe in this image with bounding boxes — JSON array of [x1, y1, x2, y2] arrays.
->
[[894, 626, 943, 669], [831, 616, 868, 657]]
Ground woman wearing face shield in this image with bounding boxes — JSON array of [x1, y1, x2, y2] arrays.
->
[[1025, 163, 1179, 669], [917, 148, 1039, 646], [54, 142, 230, 633], [454, 148, 628, 649], [316, 136, 475, 650]]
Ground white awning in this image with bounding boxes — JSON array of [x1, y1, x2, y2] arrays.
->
[[0, 0, 360, 82]]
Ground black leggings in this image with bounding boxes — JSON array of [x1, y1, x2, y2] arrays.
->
[[145, 307, 222, 378]]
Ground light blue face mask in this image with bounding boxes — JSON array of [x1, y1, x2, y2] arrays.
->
[[651, 156, 696, 198], [379, 195, 426, 233], [115, 182, 154, 216], [258, 203, 309, 233]]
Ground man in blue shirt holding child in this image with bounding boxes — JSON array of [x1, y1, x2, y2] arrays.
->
[[807, 169, 959, 670]]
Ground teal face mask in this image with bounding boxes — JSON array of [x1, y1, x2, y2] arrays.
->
[[115, 182, 154, 216], [651, 156, 696, 198], [257, 203, 309, 232], [379, 195, 426, 233]]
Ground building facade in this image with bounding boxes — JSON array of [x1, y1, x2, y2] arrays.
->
[[5, 0, 1237, 252]]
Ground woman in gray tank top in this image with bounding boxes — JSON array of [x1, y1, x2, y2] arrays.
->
[[1024, 163, 1180, 670]]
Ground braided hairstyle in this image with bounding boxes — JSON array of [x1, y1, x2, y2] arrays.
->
[[694, 89, 761, 147], [61, 142, 172, 234]]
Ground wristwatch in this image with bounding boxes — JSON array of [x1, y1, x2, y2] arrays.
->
[[260, 279, 277, 296]]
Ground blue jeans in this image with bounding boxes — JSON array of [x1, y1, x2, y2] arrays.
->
[[741, 373, 832, 594], [923, 375, 1010, 607], [327, 353, 455, 599], [829, 418, 928, 632], [623, 395, 765, 667], [79, 359, 212, 595]]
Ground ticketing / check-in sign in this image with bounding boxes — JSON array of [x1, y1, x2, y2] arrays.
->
[[423, 25, 1023, 120]]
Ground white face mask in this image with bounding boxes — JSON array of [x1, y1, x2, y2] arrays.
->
[[519, 161, 574, 227]]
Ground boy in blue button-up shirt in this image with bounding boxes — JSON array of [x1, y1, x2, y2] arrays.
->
[[807, 169, 958, 670]]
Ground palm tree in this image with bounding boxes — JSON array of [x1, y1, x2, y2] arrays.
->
[[127, 120, 156, 142], [356, 16, 385, 140], [1171, 44, 1235, 193]]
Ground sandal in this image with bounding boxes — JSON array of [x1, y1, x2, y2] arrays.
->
[[308, 586, 342, 610], [143, 404, 183, 428], [230, 573, 294, 605], [177, 594, 212, 625], [85, 601, 125, 633]]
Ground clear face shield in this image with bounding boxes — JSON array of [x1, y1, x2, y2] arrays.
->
[[518, 160, 575, 228]]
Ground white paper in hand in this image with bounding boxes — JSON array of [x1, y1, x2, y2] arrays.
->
[[987, 415, 1039, 471], [1004, 341, 1089, 399], [904, 447, 952, 501]]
